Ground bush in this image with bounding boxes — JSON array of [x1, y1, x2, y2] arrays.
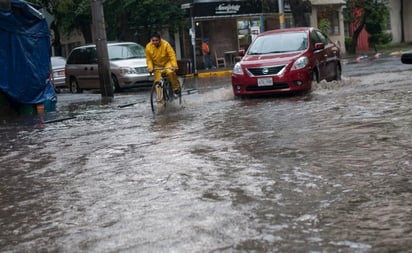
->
[[318, 19, 331, 35], [345, 37, 352, 53]]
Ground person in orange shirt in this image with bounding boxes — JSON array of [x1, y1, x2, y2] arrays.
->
[[145, 32, 180, 95], [201, 37, 213, 69]]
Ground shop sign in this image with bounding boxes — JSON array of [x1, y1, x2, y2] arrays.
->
[[193, 1, 262, 17]]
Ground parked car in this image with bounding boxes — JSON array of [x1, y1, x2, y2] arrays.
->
[[65, 42, 150, 93], [401, 51, 412, 64], [231, 27, 342, 97], [50, 56, 67, 91]]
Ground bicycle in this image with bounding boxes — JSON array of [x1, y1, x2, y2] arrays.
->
[[150, 67, 182, 114]]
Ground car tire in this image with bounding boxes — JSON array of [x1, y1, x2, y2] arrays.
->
[[334, 64, 342, 81], [112, 74, 120, 92], [70, 77, 82, 94], [312, 69, 319, 83]]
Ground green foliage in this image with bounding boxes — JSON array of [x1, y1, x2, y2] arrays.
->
[[344, 0, 390, 54], [369, 32, 392, 47], [31, 0, 187, 44], [364, 1, 389, 34], [344, 36, 352, 52], [104, 0, 186, 41], [318, 18, 331, 35]]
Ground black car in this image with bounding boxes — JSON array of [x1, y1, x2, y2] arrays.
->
[[401, 51, 412, 64]]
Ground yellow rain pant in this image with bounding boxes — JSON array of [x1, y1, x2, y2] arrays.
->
[[153, 69, 180, 91]]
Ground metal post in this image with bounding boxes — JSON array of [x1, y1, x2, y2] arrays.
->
[[90, 0, 113, 98], [260, 16, 265, 32], [278, 0, 285, 29], [190, 7, 198, 75]]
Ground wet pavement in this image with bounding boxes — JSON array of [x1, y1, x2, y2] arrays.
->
[[1, 54, 412, 252]]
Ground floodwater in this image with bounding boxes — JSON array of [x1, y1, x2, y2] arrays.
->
[[1, 56, 412, 252]]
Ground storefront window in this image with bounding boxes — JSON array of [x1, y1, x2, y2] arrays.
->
[[318, 7, 340, 35], [237, 18, 261, 51]]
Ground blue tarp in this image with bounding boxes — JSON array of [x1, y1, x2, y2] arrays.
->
[[0, 0, 56, 104]]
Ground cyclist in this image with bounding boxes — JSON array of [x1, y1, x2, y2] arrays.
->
[[145, 32, 180, 96]]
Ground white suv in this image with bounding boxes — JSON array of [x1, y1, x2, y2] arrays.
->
[[65, 42, 150, 93]]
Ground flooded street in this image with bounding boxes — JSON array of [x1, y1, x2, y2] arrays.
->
[[1, 55, 412, 252]]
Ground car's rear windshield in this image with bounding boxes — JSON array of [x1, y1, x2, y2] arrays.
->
[[51, 57, 66, 66], [108, 43, 145, 60], [248, 32, 308, 55]]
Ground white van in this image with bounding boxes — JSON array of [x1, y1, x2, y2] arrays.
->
[[65, 42, 150, 93]]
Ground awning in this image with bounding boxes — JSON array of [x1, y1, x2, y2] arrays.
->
[[310, 0, 345, 5], [192, 0, 262, 19]]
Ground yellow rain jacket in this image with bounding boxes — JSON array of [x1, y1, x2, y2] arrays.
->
[[145, 39, 180, 91]]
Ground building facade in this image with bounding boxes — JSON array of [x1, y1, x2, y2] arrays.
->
[[180, 0, 346, 71], [388, 0, 412, 43], [58, 0, 412, 70]]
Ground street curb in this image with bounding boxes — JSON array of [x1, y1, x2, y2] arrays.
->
[[198, 70, 232, 78], [183, 69, 232, 78]]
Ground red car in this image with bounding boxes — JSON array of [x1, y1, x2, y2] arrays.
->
[[231, 27, 342, 97]]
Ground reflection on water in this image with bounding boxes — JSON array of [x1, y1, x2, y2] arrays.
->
[[1, 71, 411, 252]]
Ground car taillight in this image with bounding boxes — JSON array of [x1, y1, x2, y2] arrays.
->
[[49, 72, 54, 85]]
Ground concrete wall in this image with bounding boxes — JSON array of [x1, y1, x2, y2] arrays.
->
[[404, 1, 412, 42], [388, 0, 412, 43], [310, 4, 346, 54], [389, 0, 402, 43]]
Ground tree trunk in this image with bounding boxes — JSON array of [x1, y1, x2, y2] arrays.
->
[[81, 25, 93, 44], [119, 13, 132, 41], [400, 0, 404, 42], [349, 13, 367, 55], [50, 21, 62, 56], [289, 0, 310, 27]]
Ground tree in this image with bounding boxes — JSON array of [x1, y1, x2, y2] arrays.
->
[[29, 0, 64, 55], [344, 0, 389, 54], [112, 0, 186, 41], [58, 0, 93, 43], [400, 0, 404, 42], [51, 0, 186, 45], [261, 0, 311, 27], [288, 0, 312, 27]]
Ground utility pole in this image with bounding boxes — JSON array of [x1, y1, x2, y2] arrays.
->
[[181, 3, 197, 75], [278, 0, 285, 29], [90, 0, 113, 98], [190, 12, 198, 75]]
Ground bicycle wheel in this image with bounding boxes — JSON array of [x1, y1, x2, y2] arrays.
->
[[150, 81, 164, 113], [164, 80, 173, 103]]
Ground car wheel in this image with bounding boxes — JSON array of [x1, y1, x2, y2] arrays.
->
[[312, 69, 319, 83], [70, 77, 82, 94], [335, 64, 342, 81], [112, 74, 120, 92]]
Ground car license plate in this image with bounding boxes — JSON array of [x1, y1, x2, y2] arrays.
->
[[257, 78, 272, 86], [53, 71, 64, 78]]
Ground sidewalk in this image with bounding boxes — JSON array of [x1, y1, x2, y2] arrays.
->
[[183, 66, 233, 78]]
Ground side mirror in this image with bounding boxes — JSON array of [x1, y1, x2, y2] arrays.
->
[[239, 49, 245, 56], [401, 51, 412, 64], [314, 43, 325, 51]]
